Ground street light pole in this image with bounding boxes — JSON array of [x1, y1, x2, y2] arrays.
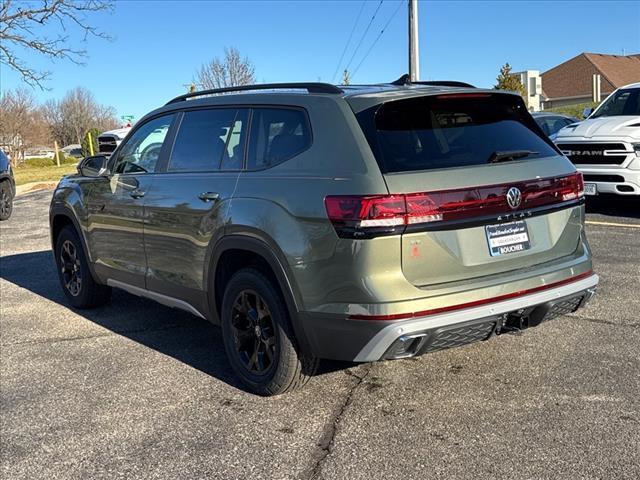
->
[[409, 0, 420, 81]]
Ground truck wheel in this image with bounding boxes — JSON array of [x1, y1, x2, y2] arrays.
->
[[0, 181, 12, 221], [221, 268, 318, 396], [55, 225, 111, 308]]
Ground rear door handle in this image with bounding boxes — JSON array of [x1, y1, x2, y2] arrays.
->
[[198, 192, 220, 202], [130, 189, 146, 199]]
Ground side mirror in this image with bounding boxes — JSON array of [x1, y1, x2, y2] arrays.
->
[[582, 107, 593, 119], [78, 155, 110, 177]]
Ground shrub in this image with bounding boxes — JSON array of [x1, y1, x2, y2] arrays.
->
[[22, 153, 78, 168], [61, 155, 79, 164], [24, 157, 55, 167], [545, 101, 599, 120]]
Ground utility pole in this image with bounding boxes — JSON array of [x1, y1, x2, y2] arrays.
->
[[408, 0, 420, 81]]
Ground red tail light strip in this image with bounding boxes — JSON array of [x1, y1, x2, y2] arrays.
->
[[349, 270, 594, 321], [435, 93, 492, 100], [325, 172, 584, 238]]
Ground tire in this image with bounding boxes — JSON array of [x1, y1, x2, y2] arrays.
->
[[55, 225, 111, 308], [0, 181, 13, 221], [221, 268, 319, 396]]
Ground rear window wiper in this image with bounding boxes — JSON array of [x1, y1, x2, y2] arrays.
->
[[488, 150, 539, 164]]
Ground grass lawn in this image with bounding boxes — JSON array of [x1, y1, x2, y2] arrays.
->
[[13, 163, 78, 186]]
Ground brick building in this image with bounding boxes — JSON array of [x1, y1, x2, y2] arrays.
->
[[540, 52, 640, 109]]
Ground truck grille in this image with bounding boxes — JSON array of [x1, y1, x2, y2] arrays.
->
[[583, 174, 626, 183], [556, 143, 628, 165], [98, 136, 118, 154]]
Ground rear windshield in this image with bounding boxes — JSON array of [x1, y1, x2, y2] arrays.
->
[[356, 93, 559, 173]]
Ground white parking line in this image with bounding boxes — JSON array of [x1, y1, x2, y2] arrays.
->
[[586, 220, 640, 229]]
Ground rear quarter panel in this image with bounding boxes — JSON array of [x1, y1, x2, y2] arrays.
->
[[229, 96, 390, 310]]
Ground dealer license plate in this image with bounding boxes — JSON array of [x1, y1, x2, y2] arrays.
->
[[486, 221, 531, 257]]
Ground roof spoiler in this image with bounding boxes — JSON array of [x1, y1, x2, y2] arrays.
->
[[166, 83, 344, 105], [390, 74, 475, 89]]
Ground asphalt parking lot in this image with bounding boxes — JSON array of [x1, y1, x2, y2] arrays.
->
[[1, 190, 639, 480]]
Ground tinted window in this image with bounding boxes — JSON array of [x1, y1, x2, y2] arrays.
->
[[592, 88, 640, 117], [357, 94, 558, 173], [247, 108, 311, 169], [534, 116, 551, 136], [537, 116, 570, 137], [113, 115, 173, 174], [549, 118, 569, 135], [169, 109, 248, 172]]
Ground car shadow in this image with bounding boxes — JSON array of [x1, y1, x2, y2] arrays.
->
[[0, 250, 349, 394], [585, 195, 640, 219]]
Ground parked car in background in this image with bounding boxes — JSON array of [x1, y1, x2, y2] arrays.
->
[[97, 126, 132, 156], [25, 147, 55, 159], [50, 80, 598, 395], [555, 82, 640, 196], [532, 112, 579, 141], [0, 149, 15, 221], [62, 144, 84, 159]]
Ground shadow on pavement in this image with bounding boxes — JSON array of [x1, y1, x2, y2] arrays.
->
[[0, 250, 350, 392], [585, 195, 640, 219]]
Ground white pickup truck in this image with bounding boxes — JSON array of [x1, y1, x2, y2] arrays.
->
[[97, 126, 132, 156], [555, 82, 640, 196]]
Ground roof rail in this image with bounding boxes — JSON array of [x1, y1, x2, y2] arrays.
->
[[166, 82, 344, 105], [390, 74, 475, 89]]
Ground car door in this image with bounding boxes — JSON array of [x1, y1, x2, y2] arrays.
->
[[86, 114, 175, 288], [142, 108, 248, 308]]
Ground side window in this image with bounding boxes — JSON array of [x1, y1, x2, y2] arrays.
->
[[169, 108, 248, 172], [112, 115, 173, 174], [536, 118, 551, 136], [247, 108, 311, 169]]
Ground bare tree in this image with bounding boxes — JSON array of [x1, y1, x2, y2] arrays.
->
[[0, 0, 113, 88], [44, 87, 118, 146], [0, 89, 39, 165], [62, 87, 98, 145], [41, 99, 66, 146], [196, 47, 256, 89]]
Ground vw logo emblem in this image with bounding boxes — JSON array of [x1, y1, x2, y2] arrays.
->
[[506, 187, 522, 209]]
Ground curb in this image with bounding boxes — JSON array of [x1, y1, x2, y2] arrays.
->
[[15, 181, 58, 197]]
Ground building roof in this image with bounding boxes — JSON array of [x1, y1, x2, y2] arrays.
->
[[541, 52, 640, 100], [584, 53, 640, 89]]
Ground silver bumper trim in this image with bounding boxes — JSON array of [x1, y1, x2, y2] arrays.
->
[[353, 274, 599, 362]]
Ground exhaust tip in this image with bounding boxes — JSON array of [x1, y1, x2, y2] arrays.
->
[[384, 334, 428, 359]]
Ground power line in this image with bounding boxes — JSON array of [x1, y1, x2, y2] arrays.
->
[[343, 0, 384, 75], [331, 0, 367, 84], [351, 1, 404, 80]]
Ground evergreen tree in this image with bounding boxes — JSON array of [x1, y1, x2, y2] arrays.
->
[[494, 63, 526, 98]]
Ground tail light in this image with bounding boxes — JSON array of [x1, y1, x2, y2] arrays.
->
[[435, 93, 492, 100], [325, 172, 584, 239]]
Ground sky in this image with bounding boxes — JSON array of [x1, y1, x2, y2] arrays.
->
[[2, 0, 639, 122]]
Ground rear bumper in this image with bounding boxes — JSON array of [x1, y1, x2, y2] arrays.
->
[[299, 273, 598, 362], [579, 166, 640, 195]]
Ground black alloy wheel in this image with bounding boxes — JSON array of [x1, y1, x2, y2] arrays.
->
[[54, 225, 111, 308], [230, 289, 277, 375], [60, 239, 82, 297], [0, 183, 12, 220], [220, 268, 319, 395]]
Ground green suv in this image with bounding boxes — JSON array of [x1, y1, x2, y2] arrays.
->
[[49, 79, 598, 395]]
